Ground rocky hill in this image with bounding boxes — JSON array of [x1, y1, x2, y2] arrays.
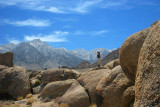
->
[[71, 48, 110, 63], [0, 20, 159, 107], [78, 48, 119, 69], [0, 43, 17, 53], [0, 39, 111, 70]]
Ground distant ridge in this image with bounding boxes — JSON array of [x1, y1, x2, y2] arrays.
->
[[0, 39, 113, 70], [78, 48, 119, 69]]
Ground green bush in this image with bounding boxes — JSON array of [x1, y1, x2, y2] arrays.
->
[[34, 79, 41, 87]]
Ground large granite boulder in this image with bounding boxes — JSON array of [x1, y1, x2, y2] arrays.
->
[[77, 69, 110, 105], [0, 65, 30, 99], [119, 28, 150, 82], [41, 69, 80, 84], [41, 79, 76, 100], [96, 65, 134, 107], [104, 59, 120, 70], [59, 81, 90, 107], [0, 52, 13, 67], [135, 20, 160, 107]]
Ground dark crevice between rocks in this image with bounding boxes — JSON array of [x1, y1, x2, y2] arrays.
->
[[30, 83, 33, 94], [129, 99, 135, 107], [85, 88, 92, 104], [78, 81, 92, 104], [0, 92, 16, 101], [77, 80, 103, 107], [95, 93, 103, 107]]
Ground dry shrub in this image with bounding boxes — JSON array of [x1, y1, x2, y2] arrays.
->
[[17, 96, 23, 101], [25, 94, 32, 99], [89, 104, 97, 107], [58, 103, 69, 107], [26, 97, 34, 105]]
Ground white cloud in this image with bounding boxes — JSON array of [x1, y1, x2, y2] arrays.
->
[[73, 0, 103, 13], [73, 30, 109, 36], [46, 7, 65, 13], [91, 30, 109, 36], [8, 39, 21, 44], [0, 0, 158, 14], [24, 31, 69, 42], [4, 19, 50, 27]]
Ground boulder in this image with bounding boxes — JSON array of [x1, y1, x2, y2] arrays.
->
[[119, 28, 150, 82], [0, 65, 30, 99], [41, 79, 76, 100], [0, 52, 13, 67], [135, 20, 160, 106], [96, 65, 134, 107], [104, 59, 120, 69], [59, 81, 90, 107], [41, 69, 80, 84], [77, 69, 110, 105], [33, 84, 45, 94]]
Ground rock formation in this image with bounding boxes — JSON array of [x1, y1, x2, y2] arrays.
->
[[0, 52, 13, 67], [41, 69, 80, 84], [135, 20, 160, 106], [0, 65, 30, 99], [104, 59, 120, 69], [0, 20, 159, 107], [59, 81, 90, 107], [119, 28, 149, 82], [96, 65, 134, 107], [119, 20, 160, 106], [41, 79, 76, 100], [77, 69, 110, 105]]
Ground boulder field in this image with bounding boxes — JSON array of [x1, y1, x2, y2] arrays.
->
[[0, 20, 159, 107]]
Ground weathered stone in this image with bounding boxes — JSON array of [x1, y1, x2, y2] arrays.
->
[[119, 28, 150, 82], [33, 84, 45, 94], [104, 59, 120, 69], [0, 65, 30, 99], [77, 69, 110, 105], [59, 81, 90, 107], [41, 69, 80, 84], [96, 65, 134, 107], [0, 52, 13, 67], [135, 20, 160, 107], [41, 79, 76, 100]]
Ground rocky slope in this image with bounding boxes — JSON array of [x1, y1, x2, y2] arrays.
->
[[0, 39, 111, 70], [78, 48, 119, 69], [71, 48, 110, 63], [0, 43, 17, 53], [119, 20, 160, 106], [0, 20, 159, 107]]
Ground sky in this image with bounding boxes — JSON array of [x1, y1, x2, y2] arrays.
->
[[0, 0, 160, 51]]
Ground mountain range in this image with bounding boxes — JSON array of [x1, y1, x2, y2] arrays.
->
[[0, 39, 112, 70]]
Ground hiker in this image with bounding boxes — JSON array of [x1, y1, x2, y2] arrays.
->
[[97, 51, 101, 67]]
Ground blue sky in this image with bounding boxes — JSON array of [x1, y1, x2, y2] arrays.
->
[[0, 0, 160, 51]]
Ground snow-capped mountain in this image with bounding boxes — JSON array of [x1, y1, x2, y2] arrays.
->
[[0, 39, 112, 69], [0, 43, 17, 53], [71, 48, 111, 63]]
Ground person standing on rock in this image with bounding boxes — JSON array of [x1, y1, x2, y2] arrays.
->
[[97, 51, 101, 67]]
